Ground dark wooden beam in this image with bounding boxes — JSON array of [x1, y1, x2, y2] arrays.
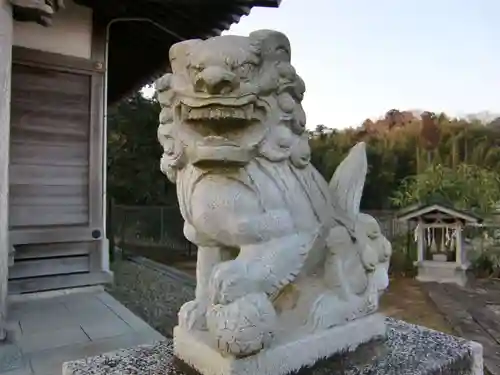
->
[[10, 0, 64, 26], [12, 46, 102, 73]]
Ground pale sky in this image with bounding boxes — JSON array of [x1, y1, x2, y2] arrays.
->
[[224, 0, 500, 129]]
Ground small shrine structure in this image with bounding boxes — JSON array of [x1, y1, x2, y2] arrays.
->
[[397, 202, 483, 286]]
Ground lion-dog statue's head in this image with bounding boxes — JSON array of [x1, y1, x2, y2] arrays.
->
[[156, 30, 309, 182]]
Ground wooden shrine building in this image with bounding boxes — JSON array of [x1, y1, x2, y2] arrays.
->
[[397, 202, 482, 286]]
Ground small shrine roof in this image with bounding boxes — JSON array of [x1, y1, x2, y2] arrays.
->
[[396, 202, 483, 224]]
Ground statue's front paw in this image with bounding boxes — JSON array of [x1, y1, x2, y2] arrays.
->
[[178, 300, 207, 331], [210, 260, 256, 305], [206, 293, 276, 357]]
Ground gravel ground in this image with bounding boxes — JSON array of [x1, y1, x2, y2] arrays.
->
[[106, 257, 195, 338], [107, 257, 453, 338], [104, 257, 485, 374]]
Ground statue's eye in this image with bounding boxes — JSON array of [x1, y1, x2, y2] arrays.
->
[[237, 63, 255, 78]]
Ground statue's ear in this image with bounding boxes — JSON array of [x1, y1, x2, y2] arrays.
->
[[169, 39, 202, 71], [155, 73, 172, 93], [329, 142, 368, 226], [249, 29, 291, 63]]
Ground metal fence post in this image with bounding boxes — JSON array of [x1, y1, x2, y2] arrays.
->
[[160, 206, 165, 244], [108, 198, 115, 263], [120, 208, 127, 260], [406, 221, 411, 262]]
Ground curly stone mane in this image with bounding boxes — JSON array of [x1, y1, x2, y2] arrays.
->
[[155, 29, 310, 183]]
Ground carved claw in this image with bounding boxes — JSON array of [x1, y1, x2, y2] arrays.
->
[[209, 260, 259, 305], [371, 264, 390, 293], [307, 293, 352, 332], [178, 300, 208, 331], [380, 237, 392, 262], [360, 244, 378, 272], [307, 292, 373, 333]]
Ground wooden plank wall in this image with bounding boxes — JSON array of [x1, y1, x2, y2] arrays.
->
[[7, 241, 112, 294], [9, 64, 91, 228], [10, 242, 91, 280], [7, 53, 110, 294]]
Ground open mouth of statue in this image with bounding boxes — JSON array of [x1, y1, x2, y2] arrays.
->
[[176, 95, 265, 167], [179, 102, 258, 124], [177, 96, 265, 167]]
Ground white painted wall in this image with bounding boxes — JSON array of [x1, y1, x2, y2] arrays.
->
[[13, 0, 92, 59]]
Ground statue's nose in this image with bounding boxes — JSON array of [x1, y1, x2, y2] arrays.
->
[[194, 66, 238, 94]]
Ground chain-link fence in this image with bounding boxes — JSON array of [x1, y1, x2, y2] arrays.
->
[[108, 207, 402, 251], [106, 206, 417, 269], [107, 202, 500, 278], [365, 210, 412, 240], [109, 203, 196, 263]]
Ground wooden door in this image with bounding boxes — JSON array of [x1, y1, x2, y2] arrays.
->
[[8, 47, 109, 293]]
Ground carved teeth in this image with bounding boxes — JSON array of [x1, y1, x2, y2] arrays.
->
[[203, 136, 238, 146], [181, 103, 255, 122], [180, 105, 191, 119], [244, 104, 255, 120]]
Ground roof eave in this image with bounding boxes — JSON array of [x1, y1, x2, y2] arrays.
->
[[396, 203, 483, 223], [244, 0, 281, 7], [97, 0, 283, 102]]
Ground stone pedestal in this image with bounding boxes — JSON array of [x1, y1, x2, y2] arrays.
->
[[174, 314, 385, 375], [416, 260, 469, 287], [62, 318, 484, 375], [432, 253, 448, 262]]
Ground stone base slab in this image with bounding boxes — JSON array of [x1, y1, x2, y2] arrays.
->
[[416, 260, 469, 286], [174, 313, 386, 375], [62, 318, 484, 375]]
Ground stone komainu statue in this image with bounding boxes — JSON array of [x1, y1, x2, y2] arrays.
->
[[156, 29, 391, 374]]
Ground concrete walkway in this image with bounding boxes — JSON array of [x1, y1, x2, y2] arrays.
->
[[422, 280, 500, 375], [0, 289, 164, 375]]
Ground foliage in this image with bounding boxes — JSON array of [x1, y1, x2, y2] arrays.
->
[[388, 234, 417, 277], [106, 94, 500, 279], [107, 94, 500, 213], [107, 92, 177, 205], [390, 163, 500, 213], [309, 110, 500, 210], [470, 249, 500, 278], [466, 226, 500, 278]]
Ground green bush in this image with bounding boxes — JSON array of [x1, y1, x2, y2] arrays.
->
[[466, 226, 500, 278], [389, 234, 417, 277], [469, 245, 500, 278]]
